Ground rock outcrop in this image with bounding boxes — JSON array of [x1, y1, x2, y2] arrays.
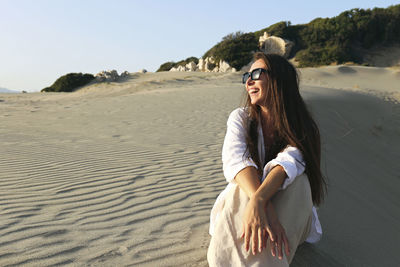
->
[[197, 58, 205, 72], [203, 57, 216, 72], [218, 60, 235, 72], [185, 61, 197, 71], [120, 71, 130, 77], [258, 32, 294, 58], [169, 57, 236, 73], [170, 65, 186, 72], [95, 70, 130, 82], [166, 32, 295, 73]]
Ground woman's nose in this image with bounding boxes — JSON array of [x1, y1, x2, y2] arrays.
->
[[245, 80, 254, 92], [246, 77, 254, 86]]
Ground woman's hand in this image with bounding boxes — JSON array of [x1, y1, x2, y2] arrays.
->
[[265, 204, 290, 260], [235, 165, 289, 257], [240, 197, 273, 255]]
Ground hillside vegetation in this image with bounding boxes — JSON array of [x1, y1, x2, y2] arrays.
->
[[158, 4, 400, 70]]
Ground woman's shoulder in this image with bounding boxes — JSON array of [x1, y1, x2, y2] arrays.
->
[[226, 107, 250, 130], [228, 107, 248, 122]]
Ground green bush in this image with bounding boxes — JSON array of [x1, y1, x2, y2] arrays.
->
[[255, 21, 293, 40], [265, 5, 400, 66], [203, 31, 258, 70], [157, 62, 176, 72], [41, 73, 95, 92], [296, 45, 353, 67]]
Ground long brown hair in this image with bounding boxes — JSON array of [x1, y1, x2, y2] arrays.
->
[[243, 52, 327, 206]]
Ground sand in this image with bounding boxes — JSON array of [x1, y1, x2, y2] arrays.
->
[[0, 66, 399, 266]]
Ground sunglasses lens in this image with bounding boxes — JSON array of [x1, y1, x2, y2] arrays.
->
[[242, 73, 250, 84], [251, 69, 261, 80], [242, 69, 266, 84]]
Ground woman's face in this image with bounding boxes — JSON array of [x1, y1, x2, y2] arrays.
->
[[245, 59, 269, 106]]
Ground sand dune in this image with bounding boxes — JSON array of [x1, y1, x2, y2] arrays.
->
[[0, 66, 399, 266]]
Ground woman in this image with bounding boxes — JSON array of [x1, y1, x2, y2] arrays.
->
[[208, 52, 326, 266]]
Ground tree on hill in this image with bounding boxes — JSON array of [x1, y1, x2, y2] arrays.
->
[[41, 73, 95, 92], [203, 31, 258, 70]]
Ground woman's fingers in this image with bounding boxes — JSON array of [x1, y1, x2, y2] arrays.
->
[[269, 238, 276, 257], [251, 227, 258, 255], [266, 226, 275, 242], [243, 224, 264, 254], [258, 228, 263, 253], [244, 225, 251, 251], [283, 232, 290, 256], [243, 227, 272, 255], [277, 235, 283, 259]]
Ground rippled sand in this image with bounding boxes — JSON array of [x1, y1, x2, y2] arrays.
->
[[0, 67, 399, 266]]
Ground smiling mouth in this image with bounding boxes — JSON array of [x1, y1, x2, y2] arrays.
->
[[248, 88, 259, 95]]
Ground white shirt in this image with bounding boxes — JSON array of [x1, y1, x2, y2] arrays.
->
[[209, 108, 322, 243]]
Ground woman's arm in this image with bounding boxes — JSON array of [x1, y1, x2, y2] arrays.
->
[[234, 166, 260, 197], [253, 165, 286, 203]]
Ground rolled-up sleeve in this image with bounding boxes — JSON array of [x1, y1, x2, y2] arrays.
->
[[222, 108, 258, 183], [262, 146, 305, 189]]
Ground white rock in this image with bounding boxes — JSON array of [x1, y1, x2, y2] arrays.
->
[[259, 32, 294, 58], [95, 70, 131, 81], [204, 57, 216, 72], [219, 60, 232, 72], [95, 70, 119, 81], [170, 65, 187, 72], [197, 58, 205, 72], [259, 32, 270, 46], [168, 56, 235, 73], [206, 57, 215, 64], [185, 61, 197, 71], [95, 71, 105, 78], [177, 65, 186, 71], [139, 69, 147, 73]]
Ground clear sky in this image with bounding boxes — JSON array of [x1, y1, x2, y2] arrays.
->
[[1, 0, 398, 92]]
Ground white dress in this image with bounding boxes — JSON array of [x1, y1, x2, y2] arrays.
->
[[208, 108, 322, 266]]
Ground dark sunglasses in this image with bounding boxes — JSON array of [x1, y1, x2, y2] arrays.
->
[[242, 68, 268, 84]]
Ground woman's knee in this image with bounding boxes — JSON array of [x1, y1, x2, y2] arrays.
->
[[271, 175, 313, 236], [273, 174, 312, 212]]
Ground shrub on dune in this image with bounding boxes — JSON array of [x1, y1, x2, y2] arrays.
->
[[41, 73, 95, 92]]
